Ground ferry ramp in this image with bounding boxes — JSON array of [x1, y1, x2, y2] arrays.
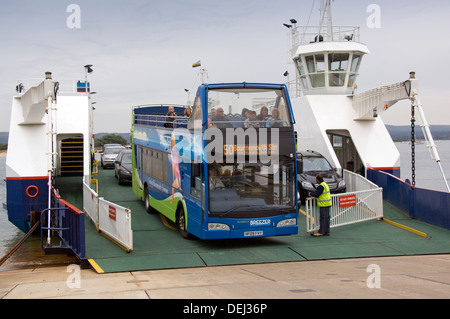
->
[[59, 167, 450, 274]]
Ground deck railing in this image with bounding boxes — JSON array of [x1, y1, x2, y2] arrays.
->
[[41, 190, 86, 259], [83, 175, 133, 252], [305, 170, 383, 233], [134, 114, 189, 128], [368, 169, 450, 230]]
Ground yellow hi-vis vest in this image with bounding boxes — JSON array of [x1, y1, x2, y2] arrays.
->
[[317, 182, 332, 207]]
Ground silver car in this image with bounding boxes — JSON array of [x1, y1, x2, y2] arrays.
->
[[101, 145, 125, 168]]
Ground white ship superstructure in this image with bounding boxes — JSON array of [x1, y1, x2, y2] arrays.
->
[[287, 1, 401, 177]]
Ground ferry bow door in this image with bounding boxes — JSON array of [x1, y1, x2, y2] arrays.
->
[[57, 134, 84, 177], [327, 130, 364, 175]]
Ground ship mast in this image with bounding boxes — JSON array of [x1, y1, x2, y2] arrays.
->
[[318, 0, 334, 41]]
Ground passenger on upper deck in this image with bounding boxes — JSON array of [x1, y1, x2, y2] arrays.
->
[[241, 108, 250, 120], [166, 106, 176, 116], [210, 107, 233, 129], [257, 106, 269, 122], [164, 111, 176, 128], [265, 108, 283, 128], [244, 111, 260, 129], [183, 107, 191, 117]]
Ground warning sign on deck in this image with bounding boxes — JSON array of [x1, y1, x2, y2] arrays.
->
[[339, 194, 357, 208]]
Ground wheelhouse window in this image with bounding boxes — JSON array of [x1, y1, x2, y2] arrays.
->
[[348, 54, 362, 87], [295, 58, 309, 90], [329, 53, 349, 87], [305, 54, 325, 88]]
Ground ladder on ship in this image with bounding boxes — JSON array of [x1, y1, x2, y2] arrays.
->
[[352, 72, 450, 192], [60, 136, 84, 176]]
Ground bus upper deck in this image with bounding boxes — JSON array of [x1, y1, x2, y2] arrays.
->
[[131, 83, 299, 240]]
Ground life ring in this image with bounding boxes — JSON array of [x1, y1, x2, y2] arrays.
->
[[26, 185, 39, 198]]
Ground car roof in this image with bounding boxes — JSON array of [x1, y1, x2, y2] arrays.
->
[[297, 150, 323, 158]]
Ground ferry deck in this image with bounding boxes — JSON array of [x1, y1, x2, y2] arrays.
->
[[51, 161, 450, 274]]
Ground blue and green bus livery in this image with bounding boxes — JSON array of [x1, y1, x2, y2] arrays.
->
[[131, 83, 298, 239]]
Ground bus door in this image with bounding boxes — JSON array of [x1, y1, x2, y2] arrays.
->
[[137, 146, 143, 183]]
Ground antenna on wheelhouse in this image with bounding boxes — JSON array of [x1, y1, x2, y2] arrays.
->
[[318, 0, 334, 41]]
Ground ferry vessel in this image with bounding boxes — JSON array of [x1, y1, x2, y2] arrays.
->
[[2, 1, 449, 273], [285, 0, 450, 231]]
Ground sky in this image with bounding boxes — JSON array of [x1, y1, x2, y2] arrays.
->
[[1, 0, 450, 133]]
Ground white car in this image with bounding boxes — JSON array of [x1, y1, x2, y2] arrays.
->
[[101, 145, 125, 168]]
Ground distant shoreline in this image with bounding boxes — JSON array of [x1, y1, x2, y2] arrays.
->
[[0, 150, 6, 157]]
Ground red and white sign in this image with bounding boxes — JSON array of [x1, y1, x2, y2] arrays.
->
[[339, 194, 357, 208], [109, 205, 116, 221]]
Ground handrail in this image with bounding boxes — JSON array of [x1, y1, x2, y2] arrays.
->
[[40, 192, 86, 259], [297, 25, 361, 44], [134, 114, 189, 128], [134, 114, 290, 129], [40, 207, 70, 251]]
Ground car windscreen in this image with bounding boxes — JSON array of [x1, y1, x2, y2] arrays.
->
[[121, 153, 132, 164], [105, 147, 125, 155], [303, 157, 333, 172]]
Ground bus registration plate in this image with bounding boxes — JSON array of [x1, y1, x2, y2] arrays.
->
[[244, 231, 263, 237]]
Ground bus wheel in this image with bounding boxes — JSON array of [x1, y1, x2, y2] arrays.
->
[[177, 207, 192, 239], [144, 186, 153, 214]]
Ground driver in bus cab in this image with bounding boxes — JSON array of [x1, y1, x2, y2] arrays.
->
[[209, 166, 225, 190]]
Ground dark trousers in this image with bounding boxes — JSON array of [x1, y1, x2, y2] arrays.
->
[[318, 206, 331, 234]]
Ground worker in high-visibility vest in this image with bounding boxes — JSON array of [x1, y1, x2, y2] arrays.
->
[[308, 174, 332, 237]]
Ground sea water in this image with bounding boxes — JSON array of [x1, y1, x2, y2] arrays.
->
[[397, 140, 450, 192], [0, 156, 24, 258]]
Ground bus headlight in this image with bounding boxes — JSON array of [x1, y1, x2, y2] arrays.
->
[[208, 223, 230, 231], [277, 218, 297, 227]]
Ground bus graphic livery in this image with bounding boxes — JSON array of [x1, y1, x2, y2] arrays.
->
[[131, 83, 298, 239]]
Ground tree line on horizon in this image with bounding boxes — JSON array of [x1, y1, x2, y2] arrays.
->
[[2, 126, 450, 150]]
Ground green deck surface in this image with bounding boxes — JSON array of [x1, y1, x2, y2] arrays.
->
[[56, 168, 450, 273]]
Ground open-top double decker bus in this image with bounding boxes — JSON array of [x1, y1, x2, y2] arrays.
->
[[131, 83, 298, 239]]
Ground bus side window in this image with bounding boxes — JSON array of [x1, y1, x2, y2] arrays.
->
[[191, 163, 202, 198]]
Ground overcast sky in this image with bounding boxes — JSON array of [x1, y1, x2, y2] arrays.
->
[[1, 0, 450, 133]]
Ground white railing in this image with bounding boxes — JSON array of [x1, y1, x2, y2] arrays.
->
[[83, 175, 133, 252], [297, 25, 361, 45], [98, 198, 133, 253], [286, 79, 302, 99], [344, 169, 380, 192], [352, 81, 411, 120], [83, 176, 99, 226], [305, 170, 383, 233]]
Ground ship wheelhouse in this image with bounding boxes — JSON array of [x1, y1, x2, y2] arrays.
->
[[293, 41, 369, 95]]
